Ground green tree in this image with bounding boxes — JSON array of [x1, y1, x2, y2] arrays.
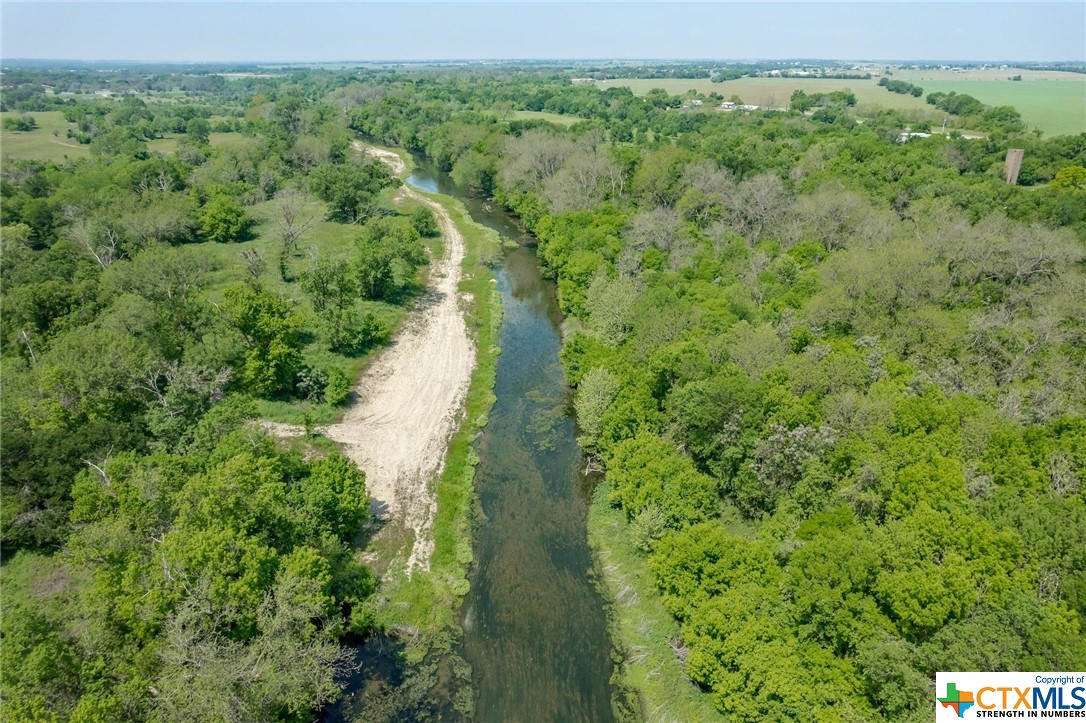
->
[[198, 194, 251, 244], [221, 285, 303, 396], [607, 432, 718, 527], [323, 367, 353, 406], [573, 366, 619, 451], [1050, 165, 1086, 190], [296, 454, 369, 538], [310, 161, 397, 224], [185, 117, 211, 144], [299, 257, 364, 352], [410, 206, 440, 237], [355, 216, 426, 299]]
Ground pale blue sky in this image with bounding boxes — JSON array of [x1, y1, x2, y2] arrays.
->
[[2, 2, 1083, 63]]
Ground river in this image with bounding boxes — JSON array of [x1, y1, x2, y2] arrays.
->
[[408, 161, 620, 722]]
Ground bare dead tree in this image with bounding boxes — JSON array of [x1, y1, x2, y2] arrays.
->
[[82, 454, 115, 497], [276, 187, 314, 257], [157, 168, 174, 193], [242, 248, 266, 283], [727, 173, 792, 245], [544, 151, 621, 212], [18, 329, 37, 364], [138, 360, 234, 419], [69, 218, 121, 268]]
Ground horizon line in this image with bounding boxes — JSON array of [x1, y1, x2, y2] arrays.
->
[[4, 57, 1084, 65]]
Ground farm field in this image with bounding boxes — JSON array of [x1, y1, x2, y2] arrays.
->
[[597, 74, 1086, 136], [893, 67, 1083, 81]]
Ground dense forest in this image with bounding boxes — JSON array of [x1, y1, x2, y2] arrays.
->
[[2, 64, 1086, 721]]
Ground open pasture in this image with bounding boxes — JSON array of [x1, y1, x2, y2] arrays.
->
[[0, 111, 89, 162]]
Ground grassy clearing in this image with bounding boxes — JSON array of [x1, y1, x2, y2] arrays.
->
[[368, 189, 502, 662], [147, 135, 180, 154], [208, 131, 244, 148], [0, 111, 90, 162], [199, 181, 417, 425], [509, 110, 583, 126], [589, 482, 725, 723], [0, 113, 249, 163]]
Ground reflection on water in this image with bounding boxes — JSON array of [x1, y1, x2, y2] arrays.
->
[[408, 162, 618, 723]]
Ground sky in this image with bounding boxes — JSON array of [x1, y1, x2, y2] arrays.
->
[[2, 2, 1084, 63]]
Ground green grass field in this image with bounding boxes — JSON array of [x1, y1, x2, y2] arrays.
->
[[893, 68, 1082, 82], [597, 74, 1086, 136], [0, 111, 90, 162], [893, 76, 1085, 137], [1, 113, 248, 162]]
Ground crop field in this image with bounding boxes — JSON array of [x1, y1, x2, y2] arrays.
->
[[893, 68, 1082, 82], [0, 111, 90, 161], [597, 73, 1086, 136]]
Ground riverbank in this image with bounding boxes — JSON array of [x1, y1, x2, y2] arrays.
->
[[264, 143, 486, 582], [351, 142, 502, 644], [355, 151, 622, 722], [296, 144, 502, 721], [371, 183, 503, 653], [589, 489, 725, 722]]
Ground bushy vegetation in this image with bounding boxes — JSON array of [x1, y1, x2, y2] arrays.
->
[[2, 114, 38, 131], [789, 88, 858, 111], [878, 77, 923, 97]]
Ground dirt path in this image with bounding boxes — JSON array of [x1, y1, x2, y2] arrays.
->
[[269, 143, 473, 575]]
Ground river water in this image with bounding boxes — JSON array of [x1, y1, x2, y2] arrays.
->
[[406, 162, 619, 723]]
